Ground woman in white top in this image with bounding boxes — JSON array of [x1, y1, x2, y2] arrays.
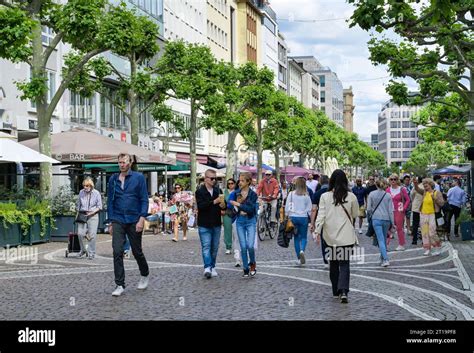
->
[[314, 169, 359, 304], [285, 177, 312, 266]]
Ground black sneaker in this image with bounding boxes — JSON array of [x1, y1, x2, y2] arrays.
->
[[242, 269, 249, 278], [340, 293, 348, 304]]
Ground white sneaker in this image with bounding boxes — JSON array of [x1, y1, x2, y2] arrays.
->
[[381, 260, 390, 267], [431, 248, 441, 256], [137, 276, 149, 290], [203, 267, 212, 279], [225, 249, 232, 255], [395, 245, 405, 251], [112, 285, 124, 297], [124, 250, 131, 259], [423, 249, 431, 256], [358, 229, 363, 235], [299, 251, 306, 265], [211, 268, 218, 277], [296, 259, 302, 266]]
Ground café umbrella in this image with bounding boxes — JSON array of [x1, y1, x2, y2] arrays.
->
[[0, 132, 59, 163], [20, 129, 175, 165]]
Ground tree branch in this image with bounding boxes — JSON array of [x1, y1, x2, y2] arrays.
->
[[100, 89, 130, 119], [450, 42, 474, 71], [138, 92, 163, 116], [42, 32, 63, 67], [0, 0, 15, 9], [46, 48, 107, 119], [107, 62, 126, 82]]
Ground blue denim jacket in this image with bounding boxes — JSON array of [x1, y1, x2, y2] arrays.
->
[[227, 188, 258, 221], [107, 170, 149, 224]]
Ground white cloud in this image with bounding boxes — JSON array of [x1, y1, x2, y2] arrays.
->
[[270, 0, 392, 141]]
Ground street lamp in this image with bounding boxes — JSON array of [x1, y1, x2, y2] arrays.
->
[[147, 126, 181, 201]]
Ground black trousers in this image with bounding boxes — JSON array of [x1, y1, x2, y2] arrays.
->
[[112, 222, 149, 287], [411, 212, 420, 243], [328, 245, 352, 296], [446, 205, 461, 236]]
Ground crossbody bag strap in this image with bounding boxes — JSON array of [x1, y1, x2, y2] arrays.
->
[[340, 203, 353, 224], [372, 192, 386, 215]]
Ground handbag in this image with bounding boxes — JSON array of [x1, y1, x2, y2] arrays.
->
[[278, 219, 293, 248], [284, 192, 295, 233], [366, 193, 387, 238], [75, 193, 91, 223], [187, 215, 195, 228], [75, 212, 88, 223], [430, 192, 445, 226], [169, 204, 178, 214]]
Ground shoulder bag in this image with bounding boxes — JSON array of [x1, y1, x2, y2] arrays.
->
[[341, 201, 359, 245], [75, 193, 90, 223], [430, 191, 445, 227]]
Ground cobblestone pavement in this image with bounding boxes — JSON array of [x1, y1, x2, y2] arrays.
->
[[0, 224, 472, 321]]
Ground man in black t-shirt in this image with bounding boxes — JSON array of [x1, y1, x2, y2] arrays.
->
[[310, 175, 329, 268]]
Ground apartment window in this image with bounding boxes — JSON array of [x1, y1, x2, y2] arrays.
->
[[391, 111, 400, 119], [41, 26, 54, 45], [390, 121, 400, 128], [319, 75, 325, 87], [391, 151, 401, 158], [390, 131, 401, 138], [320, 91, 325, 103], [29, 68, 56, 108], [100, 88, 127, 129], [70, 91, 96, 126], [403, 151, 411, 158], [402, 121, 410, 128], [391, 141, 401, 148]]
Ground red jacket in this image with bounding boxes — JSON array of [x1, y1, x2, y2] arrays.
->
[[257, 178, 279, 199]]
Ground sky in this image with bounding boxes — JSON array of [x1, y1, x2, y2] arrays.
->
[[270, 0, 392, 142]]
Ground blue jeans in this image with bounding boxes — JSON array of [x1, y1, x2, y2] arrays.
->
[[236, 216, 257, 271], [372, 219, 390, 262], [291, 216, 308, 258], [198, 226, 221, 269]]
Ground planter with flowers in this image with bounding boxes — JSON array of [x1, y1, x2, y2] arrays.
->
[[0, 202, 32, 248], [22, 197, 53, 245], [50, 186, 78, 242]]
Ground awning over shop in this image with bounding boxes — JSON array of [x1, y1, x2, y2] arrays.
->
[[176, 152, 208, 164], [83, 160, 189, 173]]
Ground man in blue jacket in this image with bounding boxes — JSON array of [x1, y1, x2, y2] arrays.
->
[[107, 153, 150, 297]]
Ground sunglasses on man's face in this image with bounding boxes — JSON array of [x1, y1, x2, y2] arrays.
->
[[207, 177, 216, 181], [390, 178, 398, 181]]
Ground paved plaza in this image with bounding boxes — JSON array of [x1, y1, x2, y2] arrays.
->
[[0, 225, 472, 321]]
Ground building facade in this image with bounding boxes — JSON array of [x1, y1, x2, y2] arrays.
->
[[236, 0, 262, 65], [370, 133, 379, 151], [343, 86, 354, 132], [290, 56, 344, 127], [277, 32, 288, 93], [378, 99, 422, 166], [287, 59, 304, 102]]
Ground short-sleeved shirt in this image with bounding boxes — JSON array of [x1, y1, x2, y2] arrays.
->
[[312, 185, 329, 206], [352, 186, 366, 206]]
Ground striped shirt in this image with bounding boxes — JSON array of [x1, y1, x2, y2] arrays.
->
[[77, 189, 103, 213]]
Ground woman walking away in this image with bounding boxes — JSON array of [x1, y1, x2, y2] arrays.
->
[[76, 178, 102, 260], [285, 176, 313, 266], [367, 178, 394, 267], [223, 178, 237, 255], [229, 172, 259, 277], [314, 169, 359, 304], [414, 178, 445, 256], [386, 174, 410, 251]]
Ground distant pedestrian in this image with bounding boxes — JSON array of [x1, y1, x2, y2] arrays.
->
[[76, 178, 102, 260], [229, 172, 259, 277], [314, 169, 359, 304], [386, 174, 410, 251], [223, 178, 237, 255], [367, 178, 394, 267], [352, 178, 366, 235], [306, 173, 318, 194], [410, 176, 424, 244], [286, 176, 312, 266], [107, 153, 150, 297], [446, 178, 466, 238], [414, 178, 445, 256], [402, 175, 413, 237], [310, 174, 329, 269], [195, 169, 226, 279], [170, 184, 193, 242]]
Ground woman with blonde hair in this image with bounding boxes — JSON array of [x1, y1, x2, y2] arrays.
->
[[414, 177, 445, 256], [76, 177, 102, 259], [285, 176, 313, 266], [386, 173, 410, 251], [229, 172, 259, 277]]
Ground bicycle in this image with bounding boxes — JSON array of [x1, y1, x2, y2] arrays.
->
[[257, 197, 279, 241]]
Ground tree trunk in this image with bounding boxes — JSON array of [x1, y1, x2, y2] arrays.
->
[[129, 55, 139, 146], [469, 70, 474, 217], [190, 100, 197, 193], [31, 16, 52, 198], [256, 116, 263, 183], [226, 130, 238, 181]]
